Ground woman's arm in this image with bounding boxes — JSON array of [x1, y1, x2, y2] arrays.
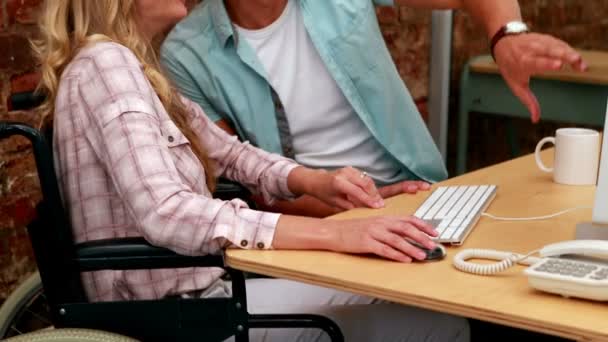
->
[[74, 43, 286, 255], [186, 99, 384, 210], [273, 214, 438, 263]]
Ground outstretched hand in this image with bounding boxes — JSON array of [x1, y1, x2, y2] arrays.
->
[[493, 33, 587, 123]]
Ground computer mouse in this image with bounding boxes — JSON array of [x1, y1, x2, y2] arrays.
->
[[409, 241, 447, 261]]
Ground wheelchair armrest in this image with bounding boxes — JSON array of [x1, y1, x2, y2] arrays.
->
[[75, 237, 225, 272], [8, 91, 45, 111], [213, 178, 251, 201]]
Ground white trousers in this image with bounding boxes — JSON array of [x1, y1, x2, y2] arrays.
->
[[211, 278, 469, 342]]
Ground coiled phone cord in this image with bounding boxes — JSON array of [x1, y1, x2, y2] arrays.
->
[[452, 248, 542, 275]]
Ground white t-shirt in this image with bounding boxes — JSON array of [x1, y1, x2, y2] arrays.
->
[[235, 0, 404, 185]]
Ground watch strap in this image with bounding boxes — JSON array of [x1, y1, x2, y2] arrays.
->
[[490, 23, 529, 61]]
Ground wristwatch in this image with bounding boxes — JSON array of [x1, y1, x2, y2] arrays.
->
[[490, 21, 530, 61]]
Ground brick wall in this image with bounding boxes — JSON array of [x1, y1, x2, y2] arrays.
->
[[0, 0, 42, 300], [0, 0, 606, 300]]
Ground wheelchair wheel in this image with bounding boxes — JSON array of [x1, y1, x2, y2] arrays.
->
[[0, 272, 51, 338], [2, 328, 139, 341]]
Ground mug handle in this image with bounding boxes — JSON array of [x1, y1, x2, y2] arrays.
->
[[535, 137, 555, 173]]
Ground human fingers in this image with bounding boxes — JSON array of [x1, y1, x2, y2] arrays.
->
[[504, 76, 541, 123], [528, 36, 586, 71], [378, 183, 406, 198], [403, 180, 431, 194], [386, 220, 437, 251], [367, 236, 414, 262], [342, 167, 383, 200], [334, 173, 384, 208], [400, 216, 438, 237], [333, 196, 355, 211], [371, 228, 427, 261], [520, 53, 562, 74]]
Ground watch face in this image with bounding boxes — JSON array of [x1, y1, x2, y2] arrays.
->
[[505, 21, 529, 34]]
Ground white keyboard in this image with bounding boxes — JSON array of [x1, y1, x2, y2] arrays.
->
[[414, 185, 497, 245]]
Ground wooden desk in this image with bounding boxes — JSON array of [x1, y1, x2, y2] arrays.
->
[[456, 50, 608, 175], [226, 152, 608, 342]]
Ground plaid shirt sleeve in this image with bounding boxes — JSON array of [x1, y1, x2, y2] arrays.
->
[[71, 43, 297, 254], [182, 98, 299, 205]]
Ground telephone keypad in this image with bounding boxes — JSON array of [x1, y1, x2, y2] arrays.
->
[[592, 268, 608, 280], [533, 258, 607, 280]]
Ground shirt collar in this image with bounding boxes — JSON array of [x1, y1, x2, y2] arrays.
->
[[210, 0, 236, 47]]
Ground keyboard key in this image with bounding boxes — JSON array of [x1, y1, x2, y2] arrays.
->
[[412, 184, 497, 244], [456, 186, 487, 219], [414, 187, 447, 218], [423, 187, 457, 220], [435, 187, 466, 219], [445, 186, 477, 219], [422, 219, 442, 231]]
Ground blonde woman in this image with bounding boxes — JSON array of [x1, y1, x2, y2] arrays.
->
[[36, 1, 469, 341]]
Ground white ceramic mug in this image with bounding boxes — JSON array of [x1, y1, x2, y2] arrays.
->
[[535, 128, 600, 185]]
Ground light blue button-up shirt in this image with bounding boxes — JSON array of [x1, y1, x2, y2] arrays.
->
[[161, 0, 448, 183]]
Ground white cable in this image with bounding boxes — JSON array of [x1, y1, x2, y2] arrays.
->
[[452, 248, 541, 275], [481, 206, 592, 221]]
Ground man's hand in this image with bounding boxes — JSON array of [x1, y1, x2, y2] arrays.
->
[[493, 33, 587, 123], [457, 0, 588, 123], [378, 180, 431, 199]]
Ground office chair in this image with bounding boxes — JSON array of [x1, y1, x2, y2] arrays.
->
[[0, 103, 343, 341]]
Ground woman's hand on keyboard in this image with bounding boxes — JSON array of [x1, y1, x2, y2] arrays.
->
[[330, 216, 438, 262], [378, 181, 431, 199]]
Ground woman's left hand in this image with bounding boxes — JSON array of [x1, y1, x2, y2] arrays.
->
[[289, 166, 385, 211]]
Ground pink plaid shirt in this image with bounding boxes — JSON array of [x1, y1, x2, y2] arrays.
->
[[53, 42, 298, 302]]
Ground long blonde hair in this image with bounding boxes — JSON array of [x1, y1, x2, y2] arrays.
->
[[35, 0, 216, 191]]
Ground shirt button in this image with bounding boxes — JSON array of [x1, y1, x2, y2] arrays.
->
[[256, 242, 265, 249], [240, 240, 248, 247], [168, 136, 174, 143]]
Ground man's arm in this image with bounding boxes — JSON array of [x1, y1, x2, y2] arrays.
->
[[395, 0, 586, 123], [460, 0, 585, 123]]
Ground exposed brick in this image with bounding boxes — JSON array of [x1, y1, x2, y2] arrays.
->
[[10, 71, 39, 93], [0, 223, 35, 300], [15, 0, 42, 25], [399, 7, 430, 24], [6, 0, 42, 26], [2, 154, 39, 196], [0, 1, 5, 29], [0, 108, 41, 130], [0, 34, 36, 73], [1, 197, 37, 228], [376, 7, 399, 25], [415, 97, 429, 123]]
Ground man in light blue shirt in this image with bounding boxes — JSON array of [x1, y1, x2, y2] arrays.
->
[[161, 0, 585, 217]]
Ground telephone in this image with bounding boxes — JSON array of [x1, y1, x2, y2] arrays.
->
[[453, 240, 608, 301]]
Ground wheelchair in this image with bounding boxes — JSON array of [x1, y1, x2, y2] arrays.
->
[[0, 93, 344, 341]]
